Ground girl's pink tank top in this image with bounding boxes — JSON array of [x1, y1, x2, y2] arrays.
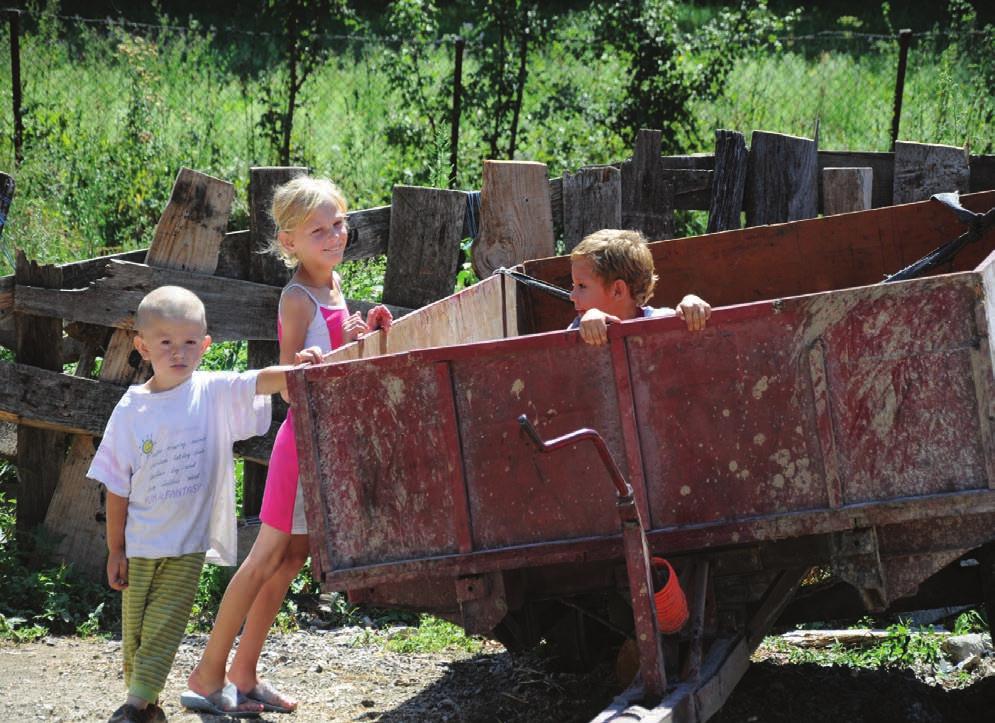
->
[[276, 282, 347, 353]]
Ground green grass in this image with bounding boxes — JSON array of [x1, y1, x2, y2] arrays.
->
[[759, 609, 991, 685], [353, 613, 484, 655], [764, 622, 944, 670], [1, 4, 990, 276]]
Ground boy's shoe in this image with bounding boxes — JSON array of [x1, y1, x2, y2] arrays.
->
[[108, 703, 165, 723], [108, 705, 143, 723]]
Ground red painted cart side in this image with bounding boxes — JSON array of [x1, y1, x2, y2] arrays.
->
[[289, 248, 995, 605], [287, 192, 995, 721]]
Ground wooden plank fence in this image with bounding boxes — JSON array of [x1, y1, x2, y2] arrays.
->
[[1, 130, 995, 576]]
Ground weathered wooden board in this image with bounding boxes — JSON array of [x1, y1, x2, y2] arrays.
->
[[659, 154, 715, 211], [472, 161, 555, 278], [0, 172, 12, 239], [14, 260, 411, 343], [707, 129, 748, 233], [0, 421, 14, 460], [14, 251, 64, 530], [246, 167, 305, 512], [249, 166, 304, 287], [42, 168, 235, 579], [0, 362, 119, 435], [383, 185, 466, 309], [345, 205, 391, 261], [146, 168, 235, 273], [818, 151, 893, 209], [15, 260, 281, 340], [321, 272, 515, 365], [893, 141, 970, 204], [0, 359, 277, 465], [971, 155, 995, 193], [621, 129, 675, 240], [660, 154, 715, 171], [0, 173, 14, 352], [215, 229, 250, 280], [0, 274, 12, 334], [746, 131, 818, 226], [562, 166, 622, 251], [822, 167, 873, 215]]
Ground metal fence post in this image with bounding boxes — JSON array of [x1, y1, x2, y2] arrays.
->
[[6, 9, 23, 165], [890, 28, 913, 152], [449, 36, 465, 190]]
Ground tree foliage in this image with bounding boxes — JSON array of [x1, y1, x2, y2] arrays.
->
[[258, 0, 355, 165], [594, 0, 801, 151]]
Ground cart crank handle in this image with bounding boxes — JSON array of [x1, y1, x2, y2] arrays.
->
[[517, 415, 633, 499]]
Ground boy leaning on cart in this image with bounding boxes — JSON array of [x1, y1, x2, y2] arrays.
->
[[568, 229, 712, 344]]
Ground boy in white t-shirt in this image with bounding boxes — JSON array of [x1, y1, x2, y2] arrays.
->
[[88, 286, 321, 723]]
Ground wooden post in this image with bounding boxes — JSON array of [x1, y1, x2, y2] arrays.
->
[[890, 29, 913, 152], [621, 129, 674, 240], [6, 10, 23, 166], [706, 129, 748, 233], [562, 166, 621, 251], [892, 141, 970, 205], [745, 130, 818, 226], [42, 168, 234, 579], [471, 160, 554, 279], [244, 166, 307, 515], [382, 185, 466, 309], [1, 173, 13, 489], [449, 37, 465, 189], [0, 172, 13, 243], [14, 251, 64, 532], [822, 167, 873, 216]]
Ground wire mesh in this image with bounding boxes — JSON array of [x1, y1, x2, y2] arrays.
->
[[0, 11, 991, 272]]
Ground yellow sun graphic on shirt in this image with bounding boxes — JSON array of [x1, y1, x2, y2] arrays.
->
[[141, 438, 154, 455]]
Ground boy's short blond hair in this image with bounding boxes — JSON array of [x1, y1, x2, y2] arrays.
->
[[135, 286, 207, 333], [269, 176, 349, 268], [571, 229, 658, 306]]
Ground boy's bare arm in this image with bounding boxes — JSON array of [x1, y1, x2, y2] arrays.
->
[[578, 308, 619, 346], [105, 491, 129, 590], [254, 347, 323, 396]]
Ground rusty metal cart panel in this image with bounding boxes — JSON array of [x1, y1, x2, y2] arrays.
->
[[287, 191, 995, 721]]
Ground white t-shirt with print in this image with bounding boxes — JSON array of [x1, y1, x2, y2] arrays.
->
[[87, 370, 271, 566]]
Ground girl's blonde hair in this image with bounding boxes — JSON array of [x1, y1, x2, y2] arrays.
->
[[269, 176, 349, 268]]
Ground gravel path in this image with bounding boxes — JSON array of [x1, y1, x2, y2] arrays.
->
[[0, 628, 613, 722], [4, 628, 995, 722]]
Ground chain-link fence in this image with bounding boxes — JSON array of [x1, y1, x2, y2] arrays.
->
[[0, 8, 992, 272]]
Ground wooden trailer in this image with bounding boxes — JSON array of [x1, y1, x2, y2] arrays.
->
[[286, 191, 995, 721]]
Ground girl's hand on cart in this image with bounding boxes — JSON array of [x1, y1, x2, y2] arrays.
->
[[342, 311, 369, 342], [366, 305, 393, 333]]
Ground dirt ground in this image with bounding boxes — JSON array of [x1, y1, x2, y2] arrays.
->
[[2, 628, 994, 722]]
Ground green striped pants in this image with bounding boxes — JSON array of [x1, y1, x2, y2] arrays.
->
[[121, 552, 205, 703]]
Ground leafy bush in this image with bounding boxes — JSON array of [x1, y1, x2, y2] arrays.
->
[[0, 493, 120, 641], [594, 0, 801, 152], [952, 608, 988, 636]]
